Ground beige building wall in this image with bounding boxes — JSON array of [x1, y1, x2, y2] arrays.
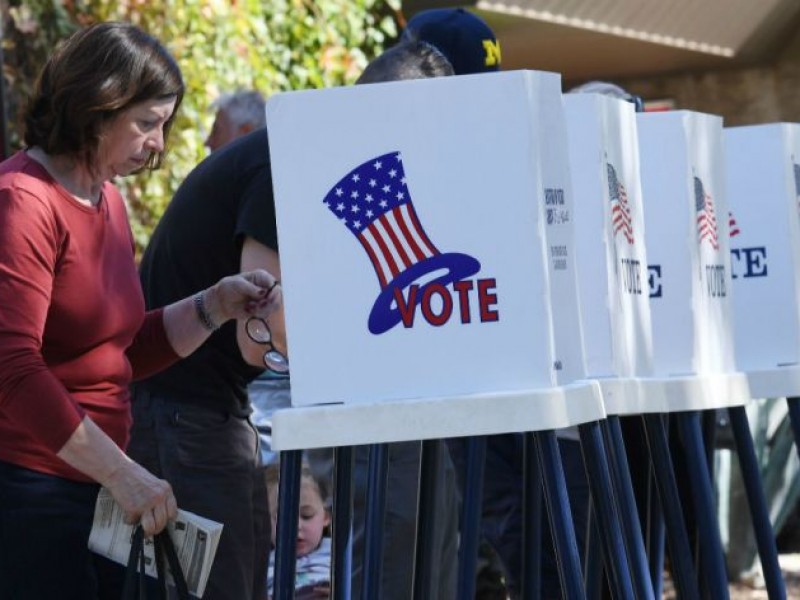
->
[[618, 29, 800, 126]]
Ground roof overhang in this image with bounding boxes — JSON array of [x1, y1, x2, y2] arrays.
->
[[403, 0, 800, 82]]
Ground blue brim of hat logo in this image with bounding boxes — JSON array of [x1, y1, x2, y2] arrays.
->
[[368, 252, 481, 334]]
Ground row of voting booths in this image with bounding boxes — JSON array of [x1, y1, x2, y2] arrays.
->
[[264, 69, 800, 599]]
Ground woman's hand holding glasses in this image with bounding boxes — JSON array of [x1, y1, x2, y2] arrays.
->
[[202, 269, 282, 324], [245, 280, 289, 373]]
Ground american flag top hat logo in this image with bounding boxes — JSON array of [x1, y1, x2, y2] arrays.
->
[[323, 151, 481, 334], [694, 176, 719, 250], [607, 163, 633, 244]]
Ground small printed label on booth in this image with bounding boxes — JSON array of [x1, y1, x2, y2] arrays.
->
[[544, 187, 570, 225], [322, 151, 500, 335], [549, 244, 568, 271], [545, 187, 570, 272]]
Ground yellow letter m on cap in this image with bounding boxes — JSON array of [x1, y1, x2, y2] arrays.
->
[[483, 39, 502, 67]]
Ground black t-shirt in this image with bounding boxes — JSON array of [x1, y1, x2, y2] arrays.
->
[[136, 128, 277, 415]]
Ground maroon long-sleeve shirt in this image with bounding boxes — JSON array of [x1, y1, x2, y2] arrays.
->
[[0, 152, 178, 481]]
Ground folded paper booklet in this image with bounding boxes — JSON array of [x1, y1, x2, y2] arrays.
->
[[89, 488, 223, 598]]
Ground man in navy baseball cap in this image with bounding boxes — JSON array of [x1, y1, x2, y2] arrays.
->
[[402, 7, 501, 75]]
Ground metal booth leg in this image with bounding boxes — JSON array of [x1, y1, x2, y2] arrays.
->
[[646, 468, 666, 598], [728, 405, 787, 600], [273, 449, 303, 600], [457, 436, 487, 600], [675, 411, 731, 600], [361, 443, 389, 600], [584, 506, 606, 599], [521, 432, 542, 600], [331, 446, 354, 600], [412, 439, 443, 600], [535, 430, 585, 599], [577, 420, 635, 600], [641, 414, 701, 600], [603, 416, 656, 599]]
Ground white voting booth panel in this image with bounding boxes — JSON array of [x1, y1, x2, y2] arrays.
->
[[538, 90, 588, 390], [725, 123, 800, 398], [564, 93, 656, 415], [266, 71, 604, 450], [636, 110, 750, 412]]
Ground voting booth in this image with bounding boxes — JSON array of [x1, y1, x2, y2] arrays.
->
[[264, 69, 607, 600], [564, 93, 655, 415], [563, 94, 698, 599], [634, 111, 780, 600], [265, 70, 604, 449], [725, 123, 800, 398], [636, 110, 750, 411]]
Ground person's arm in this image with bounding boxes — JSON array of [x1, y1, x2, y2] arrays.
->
[[127, 308, 181, 381], [237, 236, 287, 367], [126, 271, 281, 379], [75, 269, 280, 532], [57, 417, 176, 535], [163, 268, 281, 358]]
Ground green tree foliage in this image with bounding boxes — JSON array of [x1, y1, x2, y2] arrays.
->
[[5, 0, 400, 251]]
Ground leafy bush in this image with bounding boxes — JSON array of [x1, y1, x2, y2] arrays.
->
[[5, 0, 400, 252]]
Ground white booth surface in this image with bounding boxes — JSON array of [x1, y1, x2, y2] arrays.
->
[[270, 381, 604, 451], [597, 373, 749, 415], [636, 110, 750, 410], [267, 70, 590, 413], [725, 123, 800, 399], [564, 93, 656, 414]]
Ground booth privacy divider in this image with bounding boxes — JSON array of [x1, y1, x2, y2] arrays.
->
[[725, 123, 800, 591], [565, 92, 695, 600], [637, 109, 783, 599], [725, 123, 800, 399], [267, 70, 606, 600]]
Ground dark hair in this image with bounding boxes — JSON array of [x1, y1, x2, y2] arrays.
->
[[356, 40, 455, 85], [24, 22, 184, 172]]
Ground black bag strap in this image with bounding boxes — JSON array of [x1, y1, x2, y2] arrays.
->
[[154, 529, 190, 600], [152, 533, 168, 600], [122, 525, 147, 600], [122, 525, 191, 600]]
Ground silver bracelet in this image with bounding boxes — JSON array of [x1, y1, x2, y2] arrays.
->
[[193, 291, 219, 331]]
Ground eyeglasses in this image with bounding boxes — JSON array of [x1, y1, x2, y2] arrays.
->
[[245, 282, 289, 374]]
